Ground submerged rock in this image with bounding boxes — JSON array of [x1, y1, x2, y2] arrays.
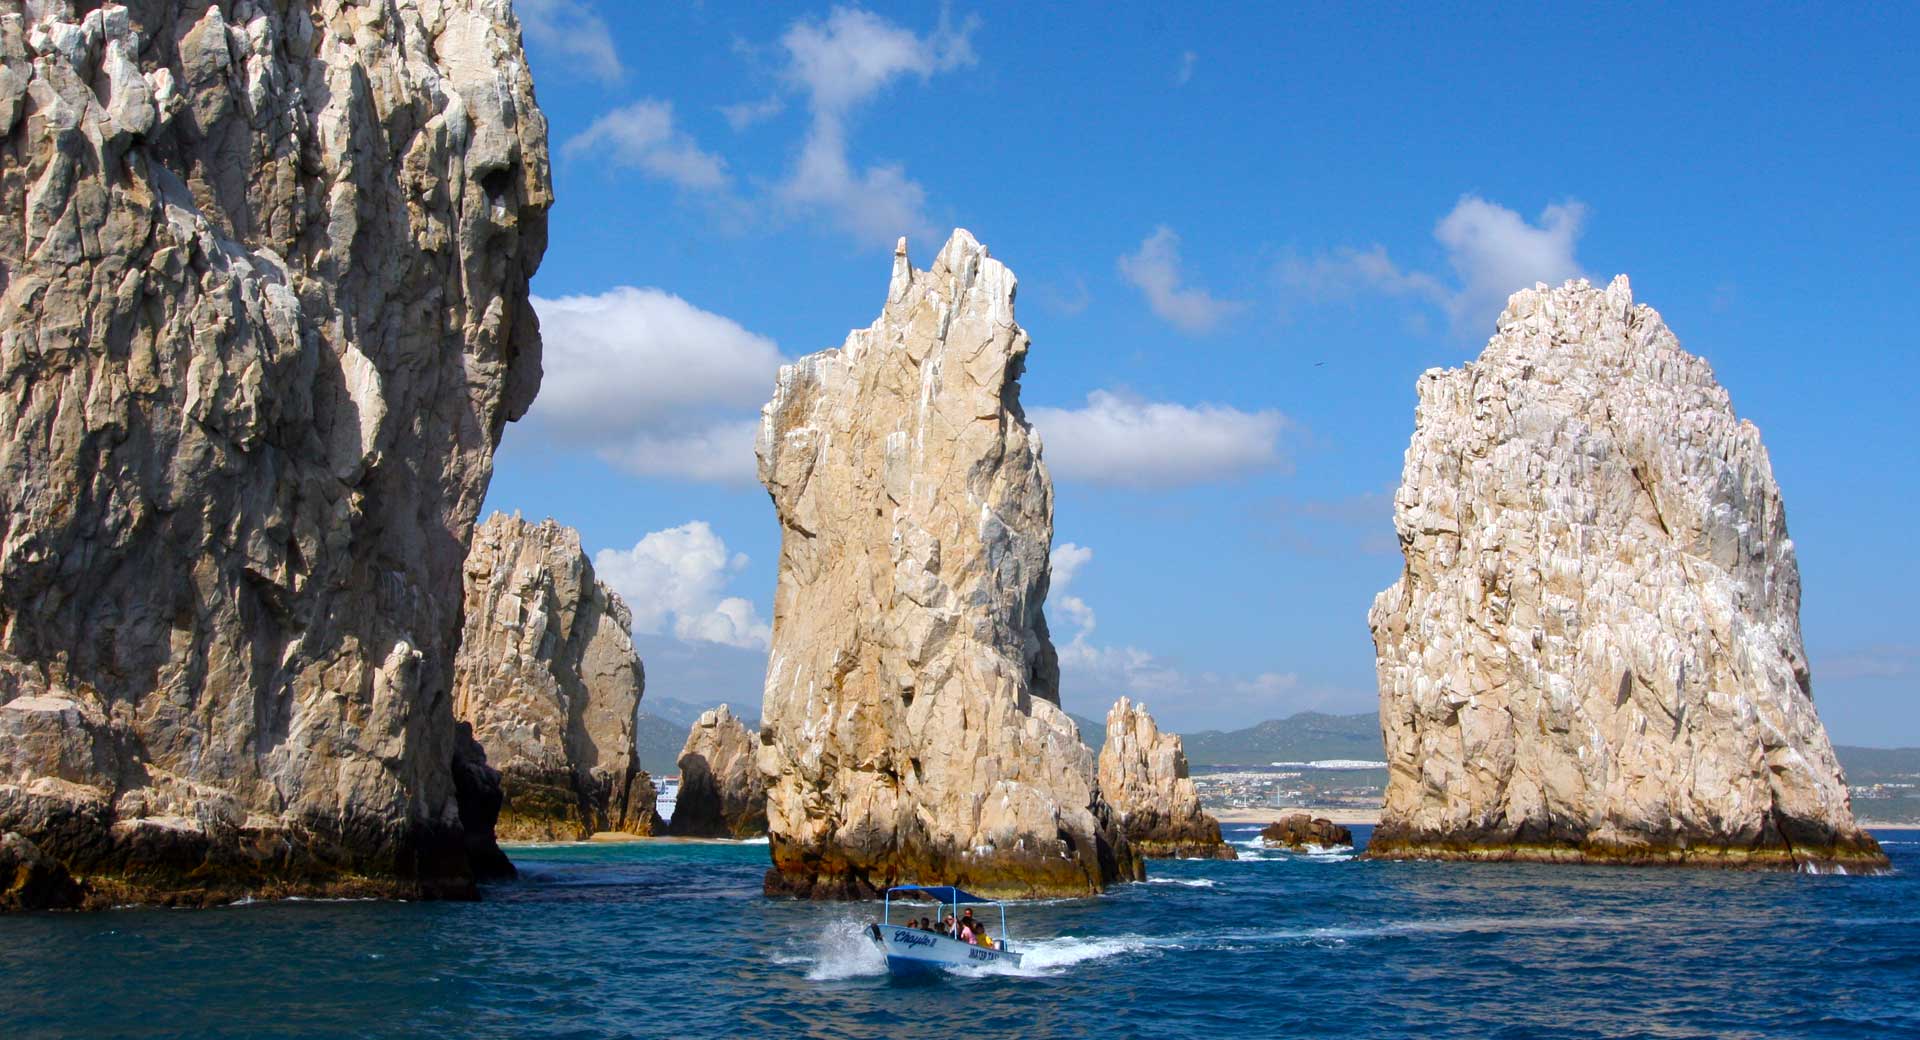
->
[[453, 514, 660, 841], [756, 231, 1140, 898], [1366, 277, 1885, 872], [1098, 698, 1235, 859], [0, 1, 550, 908], [1260, 814, 1353, 851], [666, 705, 766, 838]]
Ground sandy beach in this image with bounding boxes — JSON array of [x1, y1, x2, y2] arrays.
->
[[1210, 807, 1382, 826]]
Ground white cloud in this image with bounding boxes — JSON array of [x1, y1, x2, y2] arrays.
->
[[775, 7, 977, 246], [1436, 196, 1586, 332], [594, 522, 772, 650], [1175, 50, 1197, 86], [562, 100, 730, 191], [520, 288, 785, 484], [1276, 195, 1588, 337], [720, 95, 787, 131], [1276, 245, 1446, 305], [1031, 390, 1289, 488], [516, 0, 623, 85], [1118, 226, 1244, 334], [1050, 543, 1094, 590]]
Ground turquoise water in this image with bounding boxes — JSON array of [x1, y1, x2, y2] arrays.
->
[[4, 825, 1917, 1039]]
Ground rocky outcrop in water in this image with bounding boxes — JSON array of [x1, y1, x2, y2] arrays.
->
[[756, 231, 1139, 898], [0, 1, 550, 908], [1260, 814, 1352, 851], [1366, 277, 1886, 871], [665, 705, 765, 838], [1097, 698, 1234, 859], [453, 514, 659, 841]]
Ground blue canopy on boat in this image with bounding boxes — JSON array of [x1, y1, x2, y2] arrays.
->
[[885, 885, 993, 904]]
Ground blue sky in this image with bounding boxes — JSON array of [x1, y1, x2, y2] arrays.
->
[[483, 3, 1920, 743]]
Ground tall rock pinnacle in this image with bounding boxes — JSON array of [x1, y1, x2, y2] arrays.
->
[[0, 1, 550, 907], [756, 230, 1140, 898], [1366, 277, 1886, 871]]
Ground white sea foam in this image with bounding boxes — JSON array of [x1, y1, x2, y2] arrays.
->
[[731, 836, 770, 845], [797, 918, 887, 981], [954, 935, 1171, 977], [1145, 877, 1218, 888]]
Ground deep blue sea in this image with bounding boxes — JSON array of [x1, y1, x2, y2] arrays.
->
[[4, 824, 1917, 1039]]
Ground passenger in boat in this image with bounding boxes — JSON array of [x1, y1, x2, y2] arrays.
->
[[942, 914, 958, 937], [959, 908, 979, 939], [976, 930, 994, 950], [958, 920, 976, 944], [919, 916, 933, 932]]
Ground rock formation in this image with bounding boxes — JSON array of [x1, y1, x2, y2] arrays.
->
[[1260, 814, 1352, 851], [756, 231, 1139, 898], [453, 514, 659, 841], [1366, 277, 1886, 872], [665, 705, 765, 838], [0, 1, 550, 908], [1097, 698, 1234, 859]]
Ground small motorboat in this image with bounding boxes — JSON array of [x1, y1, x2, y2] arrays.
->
[[867, 885, 1024, 976]]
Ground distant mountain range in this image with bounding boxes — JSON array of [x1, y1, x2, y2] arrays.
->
[[633, 696, 1920, 801], [1180, 712, 1384, 766]]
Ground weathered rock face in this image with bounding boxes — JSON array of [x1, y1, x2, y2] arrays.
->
[[756, 231, 1139, 898], [665, 705, 765, 838], [1260, 813, 1352, 851], [0, 1, 550, 908], [1097, 698, 1234, 859], [453, 514, 659, 841], [1367, 277, 1886, 872]]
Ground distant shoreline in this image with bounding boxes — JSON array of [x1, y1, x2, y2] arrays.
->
[[1208, 810, 1917, 830], [1211, 807, 1382, 826]]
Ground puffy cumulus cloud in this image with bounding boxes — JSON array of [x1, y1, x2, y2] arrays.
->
[[1118, 227, 1245, 334], [516, 0, 624, 84], [1276, 195, 1588, 337], [562, 100, 730, 191], [1030, 391, 1289, 488], [520, 288, 785, 484], [1436, 196, 1586, 332], [594, 522, 772, 650], [1050, 542, 1094, 590], [774, 6, 977, 246]]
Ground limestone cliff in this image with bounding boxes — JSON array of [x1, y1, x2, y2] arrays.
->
[[1097, 698, 1234, 859], [453, 514, 659, 841], [756, 231, 1139, 898], [665, 705, 765, 838], [1366, 277, 1885, 871], [0, 1, 549, 907]]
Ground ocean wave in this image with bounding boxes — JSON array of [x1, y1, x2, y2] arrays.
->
[[952, 935, 1174, 978], [1145, 878, 1217, 888]]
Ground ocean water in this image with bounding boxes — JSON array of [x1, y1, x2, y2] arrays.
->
[[5, 825, 1918, 1039]]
